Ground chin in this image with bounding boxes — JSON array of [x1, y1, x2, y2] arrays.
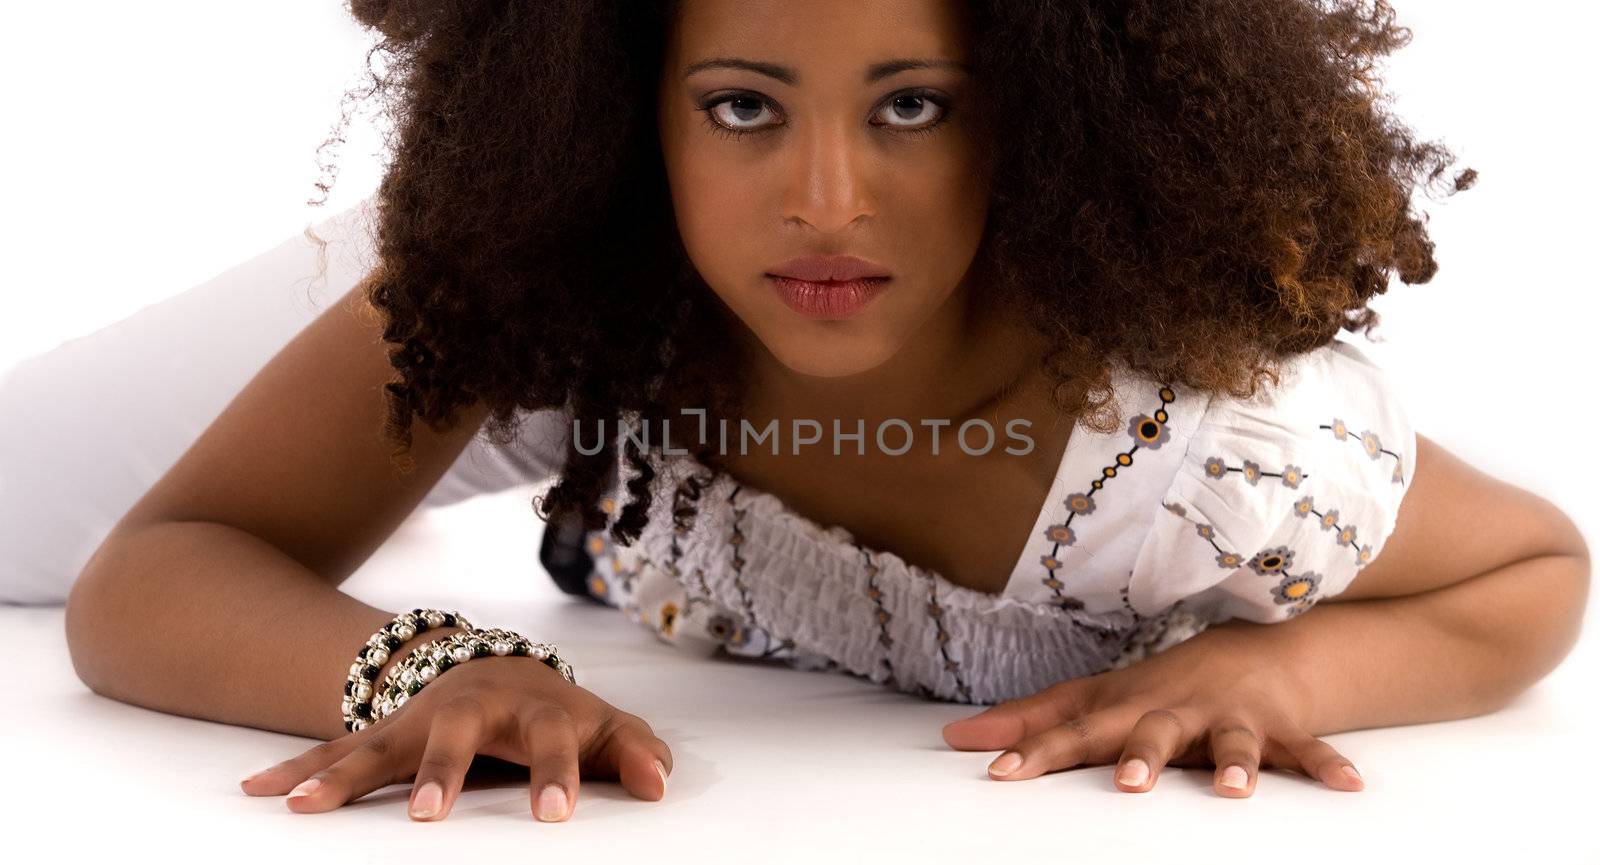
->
[[765, 330, 897, 379]]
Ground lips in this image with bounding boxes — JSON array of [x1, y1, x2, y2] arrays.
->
[[766, 254, 892, 283]]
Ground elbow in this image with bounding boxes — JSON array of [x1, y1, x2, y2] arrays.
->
[[63, 556, 118, 697], [1538, 507, 1590, 672]]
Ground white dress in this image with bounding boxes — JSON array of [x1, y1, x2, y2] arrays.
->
[[579, 339, 1417, 705]]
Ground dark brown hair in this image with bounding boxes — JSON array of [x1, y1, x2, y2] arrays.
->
[[312, 0, 1473, 545]]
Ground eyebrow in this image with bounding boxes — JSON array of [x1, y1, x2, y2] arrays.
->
[[682, 57, 970, 85]]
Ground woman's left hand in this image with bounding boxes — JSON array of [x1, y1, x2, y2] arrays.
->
[[940, 624, 1365, 797]]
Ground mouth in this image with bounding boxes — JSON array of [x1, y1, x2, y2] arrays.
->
[[765, 275, 891, 320], [765, 253, 893, 283]]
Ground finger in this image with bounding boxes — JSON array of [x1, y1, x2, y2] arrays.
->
[[588, 713, 674, 802], [1206, 716, 1264, 798], [986, 705, 1142, 782], [942, 679, 1091, 752], [1278, 728, 1364, 791], [240, 734, 369, 797], [408, 699, 488, 821], [285, 723, 415, 813], [520, 703, 582, 822], [1112, 708, 1193, 793]]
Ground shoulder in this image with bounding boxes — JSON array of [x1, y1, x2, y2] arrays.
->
[[1125, 339, 1418, 623]]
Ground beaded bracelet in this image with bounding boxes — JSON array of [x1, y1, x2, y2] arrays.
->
[[342, 608, 473, 732], [370, 627, 577, 723]]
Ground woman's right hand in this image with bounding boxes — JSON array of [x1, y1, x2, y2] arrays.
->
[[237, 653, 673, 822]]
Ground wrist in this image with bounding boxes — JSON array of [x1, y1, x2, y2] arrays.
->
[[1190, 616, 1324, 728], [374, 626, 467, 691]]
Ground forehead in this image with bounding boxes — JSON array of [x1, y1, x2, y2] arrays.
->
[[666, 0, 973, 72]]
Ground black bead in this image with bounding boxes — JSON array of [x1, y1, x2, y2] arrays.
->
[[355, 703, 372, 718], [385, 635, 402, 651], [473, 643, 489, 657], [442, 613, 456, 627], [412, 608, 424, 615], [343, 680, 353, 696], [361, 664, 378, 680]]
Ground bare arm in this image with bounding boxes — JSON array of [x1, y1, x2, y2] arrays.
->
[[1212, 432, 1592, 733], [66, 521, 468, 741], [64, 276, 489, 741]]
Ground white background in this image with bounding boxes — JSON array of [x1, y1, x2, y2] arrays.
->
[[3, 1, 1597, 861]]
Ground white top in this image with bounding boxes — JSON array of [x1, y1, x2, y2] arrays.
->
[[576, 339, 1417, 705]]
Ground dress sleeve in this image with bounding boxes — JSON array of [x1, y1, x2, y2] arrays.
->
[[1125, 340, 1417, 624]]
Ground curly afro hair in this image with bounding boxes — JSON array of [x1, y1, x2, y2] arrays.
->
[[310, 0, 1473, 548]]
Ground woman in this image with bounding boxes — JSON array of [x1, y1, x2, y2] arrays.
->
[[59, 0, 1589, 826]]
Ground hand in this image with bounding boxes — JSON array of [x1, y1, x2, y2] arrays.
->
[[238, 654, 672, 821], [940, 625, 1363, 797]]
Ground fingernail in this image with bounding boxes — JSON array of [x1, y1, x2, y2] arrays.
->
[[1117, 758, 1150, 787], [1342, 765, 1363, 785], [654, 759, 669, 789], [287, 777, 322, 799], [536, 783, 567, 821], [1220, 765, 1249, 790], [988, 751, 1023, 776], [410, 781, 443, 819], [240, 770, 266, 786]]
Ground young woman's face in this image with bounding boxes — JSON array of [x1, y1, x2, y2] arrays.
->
[[657, 0, 992, 378]]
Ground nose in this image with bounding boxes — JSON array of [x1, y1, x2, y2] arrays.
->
[[781, 116, 876, 234]]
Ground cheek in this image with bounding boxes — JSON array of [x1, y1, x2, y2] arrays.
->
[[887, 153, 989, 286], [666, 152, 755, 282]]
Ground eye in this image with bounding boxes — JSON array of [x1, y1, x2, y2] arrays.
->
[[696, 89, 954, 141], [870, 91, 953, 137], [699, 94, 779, 140]]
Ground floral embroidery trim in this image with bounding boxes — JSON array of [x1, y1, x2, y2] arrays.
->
[[725, 485, 794, 659], [663, 470, 716, 619], [1162, 501, 1322, 618], [1038, 384, 1178, 604], [856, 544, 898, 688], [1200, 457, 1309, 488], [1292, 494, 1376, 568], [1322, 418, 1405, 485], [704, 609, 750, 648], [921, 574, 973, 703], [1119, 582, 1141, 621]]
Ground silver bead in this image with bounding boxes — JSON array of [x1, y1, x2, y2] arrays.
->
[[394, 624, 416, 641], [530, 645, 549, 660], [352, 719, 367, 731], [451, 646, 473, 663], [349, 662, 365, 677], [400, 669, 415, 686], [491, 640, 511, 656], [366, 647, 389, 666], [354, 682, 372, 701], [395, 692, 409, 708], [419, 665, 438, 683], [424, 611, 444, 628]]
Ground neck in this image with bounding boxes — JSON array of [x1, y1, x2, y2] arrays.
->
[[737, 279, 1052, 440]]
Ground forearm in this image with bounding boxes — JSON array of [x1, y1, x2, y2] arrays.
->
[[1207, 551, 1591, 736], [64, 520, 463, 741]]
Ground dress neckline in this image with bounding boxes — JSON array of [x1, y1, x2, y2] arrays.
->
[[657, 364, 1156, 605]]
